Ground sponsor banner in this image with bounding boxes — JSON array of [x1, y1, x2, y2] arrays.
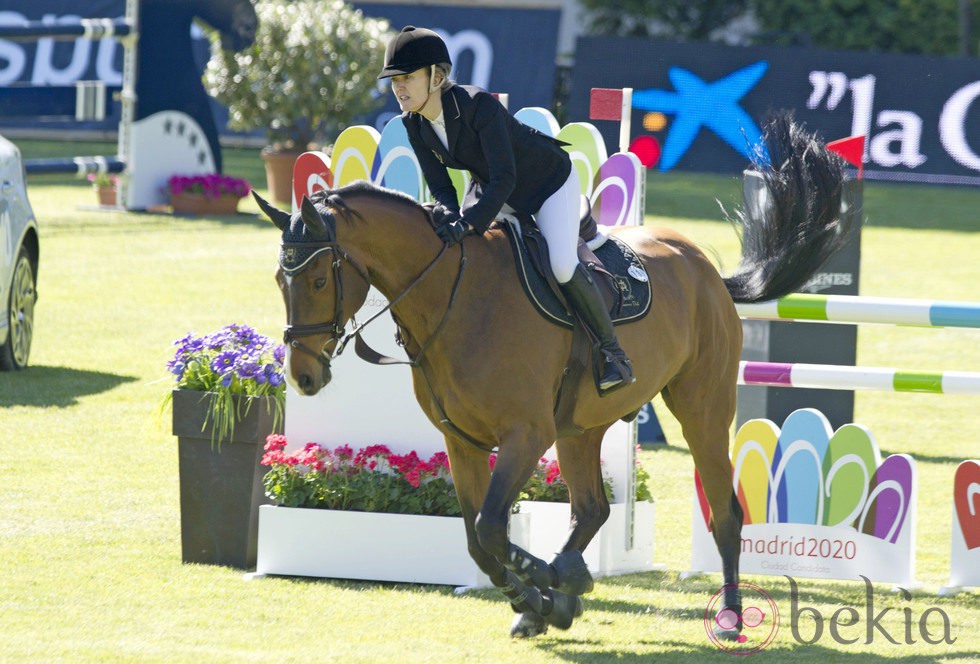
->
[[569, 37, 980, 185], [948, 459, 980, 588], [0, 0, 122, 85], [1, 1, 559, 142], [691, 522, 915, 586], [690, 408, 917, 585]]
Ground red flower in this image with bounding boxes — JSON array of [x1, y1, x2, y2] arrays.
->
[[264, 433, 287, 452], [431, 451, 450, 471], [404, 468, 421, 488], [261, 450, 285, 466], [545, 461, 562, 485]]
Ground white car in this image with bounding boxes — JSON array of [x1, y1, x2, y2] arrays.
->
[[0, 134, 38, 370]]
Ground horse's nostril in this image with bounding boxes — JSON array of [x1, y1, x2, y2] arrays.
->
[[298, 373, 314, 394]]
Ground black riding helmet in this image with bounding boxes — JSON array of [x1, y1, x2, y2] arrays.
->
[[377, 25, 451, 79]]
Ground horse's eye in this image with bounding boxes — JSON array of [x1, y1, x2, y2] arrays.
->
[[313, 277, 328, 291]]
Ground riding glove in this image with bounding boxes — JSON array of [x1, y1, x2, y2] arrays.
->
[[435, 216, 475, 246]]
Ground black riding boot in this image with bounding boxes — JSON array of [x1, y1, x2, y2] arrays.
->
[[560, 264, 635, 396]]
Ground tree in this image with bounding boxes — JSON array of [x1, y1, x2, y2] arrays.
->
[[752, 0, 979, 56], [579, 0, 750, 40]]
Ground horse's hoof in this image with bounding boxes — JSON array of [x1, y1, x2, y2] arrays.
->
[[712, 605, 742, 641], [713, 626, 742, 642], [543, 590, 583, 630], [510, 611, 548, 638], [551, 550, 594, 595]]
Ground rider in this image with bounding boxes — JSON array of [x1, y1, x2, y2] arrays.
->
[[377, 25, 634, 395]]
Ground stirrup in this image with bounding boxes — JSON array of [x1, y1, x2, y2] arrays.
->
[[597, 349, 635, 396]]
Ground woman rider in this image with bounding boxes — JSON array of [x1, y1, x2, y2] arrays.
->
[[377, 26, 634, 395]]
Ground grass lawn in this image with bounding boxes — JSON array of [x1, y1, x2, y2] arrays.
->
[[1, 141, 978, 662]]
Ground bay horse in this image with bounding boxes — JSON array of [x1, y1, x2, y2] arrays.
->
[[254, 114, 848, 639]]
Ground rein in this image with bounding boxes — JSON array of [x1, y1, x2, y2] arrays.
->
[[281, 239, 457, 367], [281, 204, 490, 453]]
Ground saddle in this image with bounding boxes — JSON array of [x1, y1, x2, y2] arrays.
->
[[493, 199, 652, 328]]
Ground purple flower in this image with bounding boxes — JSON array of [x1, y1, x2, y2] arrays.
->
[[168, 325, 285, 398], [210, 350, 238, 375]]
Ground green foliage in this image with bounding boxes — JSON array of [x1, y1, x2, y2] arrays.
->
[[262, 439, 464, 516], [579, 0, 750, 39], [263, 440, 651, 515], [203, 0, 391, 150], [752, 0, 979, 55]]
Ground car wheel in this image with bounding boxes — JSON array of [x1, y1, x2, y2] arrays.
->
[[0, 246, 36, 370]]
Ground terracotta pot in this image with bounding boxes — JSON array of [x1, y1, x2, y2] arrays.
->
[[170, 192, 241, 216], [171, 389, 283, 569], [97, 186, 117, 207], [261, 149, 301, 205]]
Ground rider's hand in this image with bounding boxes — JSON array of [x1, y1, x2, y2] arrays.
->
[[435, 214, 475, 246]]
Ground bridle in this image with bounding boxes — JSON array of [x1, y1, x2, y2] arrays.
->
[[279, 236, 461, 371]]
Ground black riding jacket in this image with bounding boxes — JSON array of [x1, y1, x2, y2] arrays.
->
[[401, 84, 573, 234]]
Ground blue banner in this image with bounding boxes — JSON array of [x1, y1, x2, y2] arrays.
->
[[569, 37, 980, 185]]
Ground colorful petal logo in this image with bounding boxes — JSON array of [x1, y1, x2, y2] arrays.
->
[[697, 408, 916, 543], [327, 110, 641, 228], [953, 460, 980, 550]]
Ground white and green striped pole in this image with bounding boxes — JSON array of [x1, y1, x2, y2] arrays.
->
[[736, 294, 980, 328]]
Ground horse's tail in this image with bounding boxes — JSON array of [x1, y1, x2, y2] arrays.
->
[[722, 112, 850, 304]]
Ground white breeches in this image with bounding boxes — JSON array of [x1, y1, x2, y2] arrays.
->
[[534, 170, 581, 284]]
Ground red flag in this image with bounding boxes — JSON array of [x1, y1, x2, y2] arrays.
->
[[827, 135, 865, 180], [590, 88, 624, 121]]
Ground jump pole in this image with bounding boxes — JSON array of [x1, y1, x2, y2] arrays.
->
[[739, 361, 980, 395], [737, 294, 980, 329]]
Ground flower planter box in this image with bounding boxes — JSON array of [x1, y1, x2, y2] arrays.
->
[[254, 500, 656, 585], [255, 505, 532, 587], [515, 500, 657, 576], [170, 192, 241, 215], [172, 389, 282, 569]]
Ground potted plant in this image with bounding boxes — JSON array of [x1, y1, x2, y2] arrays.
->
[[167, 174, 251, 216], [202, 0, 390, 203], [254, 437, 653, 585], [88, 172, 119, 207], [165, 323, 286, 569]]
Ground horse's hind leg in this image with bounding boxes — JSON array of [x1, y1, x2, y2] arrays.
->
[[662, 371, 744, 641], [551, 427, 612, 591]]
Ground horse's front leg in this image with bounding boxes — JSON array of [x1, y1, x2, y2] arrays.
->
[[473, 432, 583, 632], [444, 436, 557, 637]]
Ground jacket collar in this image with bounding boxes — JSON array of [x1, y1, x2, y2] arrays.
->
[[415, 85, 462, 163]]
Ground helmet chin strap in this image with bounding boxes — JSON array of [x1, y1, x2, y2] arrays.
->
[[411, 65, 441, 116]]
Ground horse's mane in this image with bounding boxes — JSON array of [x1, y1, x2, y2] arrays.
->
[[309, 181, 427, 223]]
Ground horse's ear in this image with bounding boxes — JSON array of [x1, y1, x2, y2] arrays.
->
[[252, 190, 291, 231], [300, 195, 330, 240]]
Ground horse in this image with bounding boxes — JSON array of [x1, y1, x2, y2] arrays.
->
[[253, 113, 848, 639]]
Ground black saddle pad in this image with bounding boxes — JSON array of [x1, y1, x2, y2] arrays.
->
[[502, 221, 652, 328]]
